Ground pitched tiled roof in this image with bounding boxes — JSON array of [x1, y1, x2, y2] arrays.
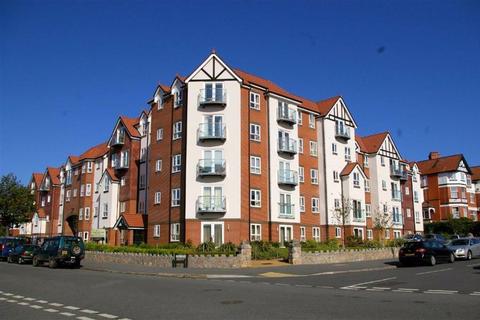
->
[[359, 132, 389, 154], [340, 162, 358, 177], [79, 142, 108, 161], [105, 168, 119, 182], [47, 167, 60, 185], [317, 96, 341, 115], [159, 84, 171, 93], [32, 173, 43, 187], [68, 155, 80, 165], [120, 116, 141, 138], [355, 135, 367, 153], [471, 166, 480, 181], [117, 214, 146, 229], [416, 154, 465, 175]]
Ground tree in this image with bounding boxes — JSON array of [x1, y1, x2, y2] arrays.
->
[[0, 174, 35, 235], [372, 202, 393, 245], [330, 196, 353, 248]]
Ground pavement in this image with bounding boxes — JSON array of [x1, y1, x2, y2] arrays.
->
[[1, 258, 480, 319]]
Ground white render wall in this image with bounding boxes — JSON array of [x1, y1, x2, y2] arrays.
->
[[184, 79, 242, 220], [411, 166, 424, 232], [341, 167, 366, 227], [268, 95, 300, 224]]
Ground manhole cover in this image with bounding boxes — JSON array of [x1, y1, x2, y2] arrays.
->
[[220, 300, 243, 305]]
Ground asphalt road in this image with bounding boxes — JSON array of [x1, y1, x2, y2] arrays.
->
[[1, 259, 479, 320]]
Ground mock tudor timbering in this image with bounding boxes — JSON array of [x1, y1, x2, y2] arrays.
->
[[18, 52, 479, 244]]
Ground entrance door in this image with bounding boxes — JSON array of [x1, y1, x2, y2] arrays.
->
[[279, 225, 292, 247]]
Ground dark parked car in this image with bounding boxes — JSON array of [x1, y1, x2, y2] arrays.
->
[[7, 244, 39, 264], [424, 234, 447, 243], [399, 240, 455, 266], [32, 236, 85, 268], [0, 237, 26, 261], [404, 234, 423, 241]]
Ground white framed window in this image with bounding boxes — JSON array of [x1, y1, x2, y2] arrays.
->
[[86, 184, 91, 196], [139, 174, 146, 189], [156, 128, 164, 141], [382, 180, 387, 191], [66, 190, 71, 202], [102, 203, 108, 218], [139, 201, 145, 213], [365, 204, 371, 217], [367, 229, 373, 240], [249, 92, 260, 110], [172, 154, 181, 173], [250, 189, 261, 207], [154, 224, 160, 238], [250, 224, 261, 241], [47, 195, 51, 203], [297, 110, 303, 125], [300, 226, 306, 242], [104, 178, 110, 192], [79, 208, 84, 220], [353, 228, 364, 240], [84, 207, 90, 220], [120, 201, 126, 213], [309, 113, 315, 128], [154, 192, 161, 204], [73, 188, 78, 197], [381, 156, 385, 166], [312, 227, 320, 242], [345, 147, 351, 161], [353, 172, 360, 188], [309, 141, 318, 157], [406, 208, 412, 218], [93, 206, 98, 217], [404, 186, 410, 195], [171, 188, 181, 207], [394, 230, 401, 239], [299, 196, 305, 212], [171, 223, 180, 241], [299, 166, 304, 183], [333, 171, 339, 182], [202, 222, 224, 245], [385, 229, 390, 239], [311, 198, 319, 213], [311, 169, 319, 184], [250, 156, 261, 174], [174, 90, 183, 107], [120, 177, 126, 187], [335, 227, 342, 238], [334, 198, 340, 209], [81, 164, 86, 174], [365, 180, 370, 192], [249, 123, 261, 141], [332, 143, 337, 155], [155, 159, 162, 172], [173, 121, 182, 140], [87, 162, 93, 173], [415, 211, 420, 223], [298, 138, 304, 153], [80, 184, 85, 197]]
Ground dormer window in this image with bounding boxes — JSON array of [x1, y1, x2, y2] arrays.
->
[[174, 90, 183, 108], [113, 127, 125, 145]]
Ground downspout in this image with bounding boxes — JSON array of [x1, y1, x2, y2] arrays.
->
[[321, 118, 330, 240], [247, 87, 251, 242], [180, 87, 188, 243], [168, 94, 174, 242], [265, 90, 272, 241]]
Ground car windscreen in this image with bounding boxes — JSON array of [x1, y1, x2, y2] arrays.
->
[[63, 239, 84, 249], [451, 239, 469, 246]]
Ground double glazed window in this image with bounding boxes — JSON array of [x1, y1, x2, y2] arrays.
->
[[202, 223, 223, 246]]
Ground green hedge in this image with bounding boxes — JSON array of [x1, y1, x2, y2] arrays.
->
[[424, 219, 480, 237], [301, 239, 340, 252], [85, 242, 239, 256], [250, 241, 289, 260]]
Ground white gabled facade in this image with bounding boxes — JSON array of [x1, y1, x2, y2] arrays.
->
[[410, 163, 424, 232]]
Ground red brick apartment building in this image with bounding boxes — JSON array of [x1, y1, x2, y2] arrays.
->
[[18, 52, 479, 246]]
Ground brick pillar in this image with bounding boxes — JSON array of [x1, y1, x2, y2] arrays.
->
[[288, 240, 302, 265], [239, 242, 252, 267]]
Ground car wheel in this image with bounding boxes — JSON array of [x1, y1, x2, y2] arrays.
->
[[18, 257, 24, 264], [448, 253, 455, 263], [467, 251, 472, 260], [48, 258, 57, 269], [429, 255, 436, 266], [32, 256, 40, 267]]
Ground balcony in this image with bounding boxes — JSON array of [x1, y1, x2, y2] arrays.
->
[[196, 196, 226, 214], [277, 107, 296, 125], [335, 125, 351, 140], [391, 190, 402, 201], [278, 170, 298, 186], [393, 215, 403, 226], [198, 89, 227, 107], [449, 198, 468, 204], [197, 159, 226, 177], [352, 213, 365, 223], [390, 167, 406, 179], [113, 161, 129, 171], [279, 203, 295, 219], [278, 138, 297, 155], [197, 123, 226, 141], [111, 134, 125, 147]]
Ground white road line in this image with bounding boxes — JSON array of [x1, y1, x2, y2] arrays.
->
[[13, 295, 24, 299], [44, 308, 59, 313], [98, 313, 118, 319], [295, 284, 313, 288], [30, 305, 43, 309], [0, 297, 6, 301], [416, 268, 452, 275], [466, 262, 480, 267], [3, 293, 14, 296], [24, 297, 35, 301], [18, 302, 30, 306], [274, 283, 289, 286], [65, 306, 81, 310], [77, 317, 95, 320], [366, 288, 386, 291], [397, 288, 419, 291], [50, 302, 64, 307], [372, 287, 390, 290], [469, 292, 480, 296], [7, 299, 18, 303], [424, 290, 458, 295], [207, 274, 252, 279], [340, 287, 359, 290], [60, 312, 76, 317], [344, 277, 396, 288], [310, 266, 396, 276], [80, 309, 99, 314], [36, 299, 48, 304]]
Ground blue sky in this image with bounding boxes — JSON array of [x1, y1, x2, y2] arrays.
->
[[1, 0, 479, 184]]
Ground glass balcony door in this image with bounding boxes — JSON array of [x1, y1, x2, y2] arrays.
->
[[280, 193, 292, 215], [278, 131, 291, 149], [202, 223, 223, 246], [203, 150, 223, 174], [205, 83, 223, 102], [203, 186, 223, 210], [205, 115, 223, 137]]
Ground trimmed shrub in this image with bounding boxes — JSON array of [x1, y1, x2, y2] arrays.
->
[[251, 241, 289, 260]]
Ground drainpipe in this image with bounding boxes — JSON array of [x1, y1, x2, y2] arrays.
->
[[321, 118, 330, 240], [265, 90, 272, 241], [247, 87, 251, 242]]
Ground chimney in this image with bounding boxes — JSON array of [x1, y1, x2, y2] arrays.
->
[[429, 151, 440, 160]]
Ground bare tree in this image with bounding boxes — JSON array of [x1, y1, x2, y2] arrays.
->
[[372, 202, 394, 245], [330, 196, 353, 248]]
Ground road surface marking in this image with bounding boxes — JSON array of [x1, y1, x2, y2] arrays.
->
[[260, 272, 298, 278], [18, 302, 29, 306], [366, 288, 387, 291], [24, 297, 35, 301], [44, 308, 59, 313], [80, 309, 99, 314], [416, 268, 452, 275], [60, 312, 76, 317], [310, 266, 395, 276], [36, 299, 48, 304], [295, 284, 313, 288], [77, 317, 95, 320], [207, 274, 253, 279], [65, 306, 81, 310], [7, 299, 18, 303], [98, 313, 118, 319], [0, 297, 6, 301], [393, 288, 419, 293], [424, 290, 457, 295], [343, 276, 396, 288], [372, 287, 390, 290], [13, 295, 24, 299], [466, 262, 480, 267], [30, 305, 43, 309], [469, 292, 480, 296], [50, 302, 64, 307], [3, 293, 13, 296], [274, 283, 289, 286], [340, 287, 359, 290]]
